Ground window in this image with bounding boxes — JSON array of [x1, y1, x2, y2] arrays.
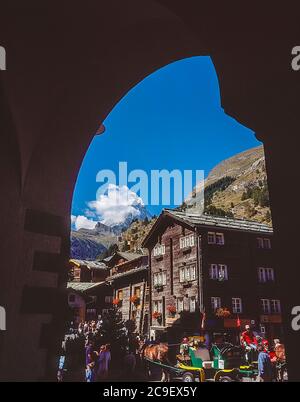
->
[[180, 234, 195, 249], [271, 299, 281, 314], [208, 232, 224, 245], [232, 298, 242, 314], [261, 299, 271, 314], [262, 299, 281, 314], [257, 237, 272, 249], [211, 297, 221, 311], [177, 297, 184, 313], [185, 266, 190, 281], [189, 297, 196, 312], [190, 265, 196, 280], [105, 296, 113, 303], [153, 244, 165, 257], [257, 237, 264, 248], [209, 264, 228, 280], [133, 286, 141, 297], [153, 300, 163, 314], [216, 233, 225, 245], [208, 232, 216, 244], [179, 265, 197, 282], [153, 272, 167, 287], [258, 267, 275, 283]]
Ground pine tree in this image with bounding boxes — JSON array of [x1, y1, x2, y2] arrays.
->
[[99, 307, 128, 355]]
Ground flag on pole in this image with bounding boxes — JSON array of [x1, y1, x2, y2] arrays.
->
[[201, 311, 206, 330]]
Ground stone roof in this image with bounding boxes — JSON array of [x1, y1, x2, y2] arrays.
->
[[166, 209, 273, 233], [116, 251, 146, 261], [106, 266, 148, 281], [67, 281, 106, 292], [142, 209, 273, 247], [69, 259, 108, 270]]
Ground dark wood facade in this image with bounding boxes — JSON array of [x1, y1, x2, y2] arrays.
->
[[143, 210, 282, 342], [106, 252, 149, 334]]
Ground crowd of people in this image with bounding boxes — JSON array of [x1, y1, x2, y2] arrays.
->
[[240, 324, 286, 382], [58, 318, 286, 382], [58, 319, 148, 382]]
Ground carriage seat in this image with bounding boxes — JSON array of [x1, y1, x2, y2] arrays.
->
[[189, 347, 211, 368]]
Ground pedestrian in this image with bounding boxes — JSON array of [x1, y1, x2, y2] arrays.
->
[[257, 344, 273, 382], [123, 350, 136, 379], [85, 350, 97, 382], [96, 344, 111, 381]]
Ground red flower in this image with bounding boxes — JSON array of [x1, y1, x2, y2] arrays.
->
[[167, 305, 176, 314], [112, 298, 120, 305], [152, 311, 162, 320], [130, 295, 140, 304]]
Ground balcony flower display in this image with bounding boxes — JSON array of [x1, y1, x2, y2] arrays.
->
[[130, 295, 140, 305], [152, 311, 162, 321], [167, 305, 176, 316], [112, 298, 121, 307]]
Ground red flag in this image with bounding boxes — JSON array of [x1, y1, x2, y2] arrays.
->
[[201, 311, 206, 330], [237, 316, 241, 327]]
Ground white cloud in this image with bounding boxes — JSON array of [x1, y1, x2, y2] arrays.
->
[[72, 215, 96, 230], [88, 184, 144, 226], [71, 185, 145, 230]]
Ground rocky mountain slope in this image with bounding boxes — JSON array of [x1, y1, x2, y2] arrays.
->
[[71, 224, 117, 260], [70, 207, 152, 259], [186, 145, 272, 224]]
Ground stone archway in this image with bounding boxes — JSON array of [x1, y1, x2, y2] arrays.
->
[[0, 1, 300, 381]]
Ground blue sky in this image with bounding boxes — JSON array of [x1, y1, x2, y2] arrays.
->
[[71, 56, 261, 230]]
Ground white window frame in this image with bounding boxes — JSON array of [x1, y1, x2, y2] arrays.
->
[[271, 299, 281, 314], [190, 265, 196, 281], [215, 233, 225, 245], [211, 297, 221, 311], [257, 237, 264, 248], [258, 267, 274, 283], [179, 267, 185, 283], [257, 237, 272, 249], [208, 232, 216, 244], [179, 234, 195, 249], [153, 244, 165, 257], [189, 296, 196, 312], [179, 264, 197, 283], [261, 299, 271, 314], [232, 297, 242, 314], [154, 272, 167, 287], [153, 300, 163, 314], [210, 264, 228, 280], [177, 297, 184, 313], [209, 264, 219, 280]]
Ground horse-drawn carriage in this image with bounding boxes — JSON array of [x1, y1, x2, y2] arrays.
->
[[176, 336, 258, 382], [143, 336, 258, 382]]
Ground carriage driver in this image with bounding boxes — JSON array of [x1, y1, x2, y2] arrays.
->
[[241, 325, 258, 361]]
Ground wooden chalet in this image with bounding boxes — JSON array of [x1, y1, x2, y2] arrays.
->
[[67, 281, 112, 322], [69, 259, 108, 282], [68, 259, 112, 322], [105, 251, 149, 334], [142, 209, 282, 343]]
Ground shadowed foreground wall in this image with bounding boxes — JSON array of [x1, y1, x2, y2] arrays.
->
[[0, 0, 300, 381]]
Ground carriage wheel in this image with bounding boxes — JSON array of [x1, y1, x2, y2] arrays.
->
[[182, 372, 195, 382], [218, 375, 234, 382]]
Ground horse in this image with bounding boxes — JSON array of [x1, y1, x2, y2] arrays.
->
[[142, 343, 170, 381]]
